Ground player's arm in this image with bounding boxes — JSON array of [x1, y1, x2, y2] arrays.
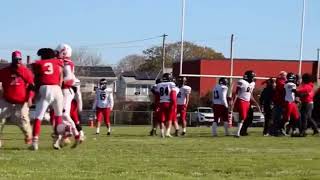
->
[[108, 90, 114, 110], [59, 66, 63, 87], [63, 64, 75, 88], [250, 95, 262, 113], [221, 87, 228, 108], [185, 87, 191, 107], [92, 92, 98, 111], [75, 89, 83, 112]]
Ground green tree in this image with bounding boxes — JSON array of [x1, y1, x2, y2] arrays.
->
[[138, 41, 225, 72]]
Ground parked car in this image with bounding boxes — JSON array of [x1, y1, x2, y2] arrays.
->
[[232, 106, 265, 127], [191, 107, 214, 126]]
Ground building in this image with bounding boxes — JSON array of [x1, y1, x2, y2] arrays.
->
[[117, 71, 161, 102], [173, 58, 319, 96], [75, 66, 117, 93]]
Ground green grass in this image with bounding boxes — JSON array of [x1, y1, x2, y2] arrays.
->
[[0, 125, 320, 180]]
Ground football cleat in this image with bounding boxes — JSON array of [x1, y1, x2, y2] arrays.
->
[[29, 143, 38, 151], [71, 139, 81, 149], [107, 132, 111, 136], [181, 132, 186, 136], [174, 130, 179, 137]]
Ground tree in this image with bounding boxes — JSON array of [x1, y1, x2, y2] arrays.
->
[[114, 54, 146, 75], [71, 48, 102, 66], [137, 41, 225, 72]]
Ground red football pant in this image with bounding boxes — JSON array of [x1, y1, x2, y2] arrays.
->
[[283, 102, 300, 122], [213, 104, 228, 122], [235, 99, 250, 121], [70, 100, 80, 125], [177, 104, 187, 123], [159, 102, 173, 123], [96, 107, 111, 124]]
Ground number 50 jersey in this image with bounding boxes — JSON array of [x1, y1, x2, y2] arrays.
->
[[156, 82, 177, 103], [93, 88, 114, 109]]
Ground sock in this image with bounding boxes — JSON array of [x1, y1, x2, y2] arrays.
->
[[224, 122, 229, 135], [80, 130, 84, 137], [33, 119, 42, 139], [183, 128, 186, 133], [212, 122, 218, 136], [76, 124, 82, 132], [96, 127, 100, 134], [161, 129, 164, 136], [166, 127, 171, 136], [107, 127, 111, 133], [236, 122, 243, 136]]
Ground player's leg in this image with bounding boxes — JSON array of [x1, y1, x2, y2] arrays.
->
[[165, 103, 173, 137], [149, 110, 158, 136], [212, 104, 220, 137], [0, 99, 11, 147], [235, 100, 249, 137], [32, 95, 50, 150], [222, 106, 230, 136], [70, 100, 84, 140], [95, 108, 103, 134], [62, 89, 79, 140], [180, 105, 188, 135], [15, 103, 32, 144], [103, 108, 111, 135], [172, 106, 179, 136], [159, 103, 166, 138]]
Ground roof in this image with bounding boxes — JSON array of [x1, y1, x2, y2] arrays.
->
[[0, 63, 9, 69], [122, 76, 155, 85], [174, 58, 318, 63], [121, 71, 161, 80], [75, 66, 116, 78]]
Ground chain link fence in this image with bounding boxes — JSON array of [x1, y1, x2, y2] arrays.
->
[[80, 110, 197, 126]]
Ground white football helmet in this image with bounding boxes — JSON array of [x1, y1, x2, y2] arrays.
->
[[56, 43, 72, 58]]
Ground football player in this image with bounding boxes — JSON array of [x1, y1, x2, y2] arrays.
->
[[156, 73, 177, 138], [0, 51, 34, 147], [31, 48, 64, 150], [56, 44, 81, 147], [92, 79, 114, 135], [283, 72, 301, 136], [149, 79, 161, 136], [233, 70, 260, 137], [212, 77, 229, 136], [176, 76, 191, 136]]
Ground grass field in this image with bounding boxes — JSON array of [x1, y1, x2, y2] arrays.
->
[[0, 125, 320, 180]]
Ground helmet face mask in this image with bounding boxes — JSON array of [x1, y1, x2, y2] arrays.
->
[[219, 77, 228, 86], [162, 73, 172, 82], [56, 44, 72, 59], [99, 79, 107, 90], [177, 76, 187, 87], [286, 72, 296, 83], [243, 70, 256, 83]]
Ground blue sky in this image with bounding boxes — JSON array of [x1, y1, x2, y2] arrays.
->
[[0, 0, 319, 65]]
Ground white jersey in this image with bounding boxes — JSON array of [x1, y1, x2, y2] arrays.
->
[[156, 82, 176, 103], [93, 88, 114, 109], [212, 84, 228, 107], [73, 78, 83, 112], [236, 79, 255, 102], [284, 82, 296, 102], [177, 85, 191, 105]]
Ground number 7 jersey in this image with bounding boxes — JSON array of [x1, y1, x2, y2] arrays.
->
[[155, 82, 177, 103], [93, 88, 114, 109], [33, 58, 64, 86]]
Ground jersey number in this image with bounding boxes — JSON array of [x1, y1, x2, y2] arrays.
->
[[159, 87, 169, 96], [214, 90, 219, 99], [44, 62, 54, 75], [246, 87, 251, 92], [100, 92, 106, 100]]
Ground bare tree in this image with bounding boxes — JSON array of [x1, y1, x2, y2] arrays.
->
[[71, 48, 102, 66], [115, 54, 146, 75]]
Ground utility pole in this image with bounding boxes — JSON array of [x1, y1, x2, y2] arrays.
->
[[229, 34, 234, 97], [298, 0, 306, 76], [162, 34, 168, 74], [317, 48, 320, 84]]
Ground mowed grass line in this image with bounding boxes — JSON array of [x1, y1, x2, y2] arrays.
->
[[0, 125, 319, 180]]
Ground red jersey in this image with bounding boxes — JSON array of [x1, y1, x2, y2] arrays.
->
[[0, 65, 34, 104], [298, 82, 314, 103], [273, 77, 286, 106], [33, 59, 63, 86]]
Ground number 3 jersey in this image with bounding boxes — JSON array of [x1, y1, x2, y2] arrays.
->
[[212, 84, 228, 107], [155, 82, 177, 103], [93, 88, 114, 109], [33, 58, 64, 86], [177, 85, 191, 105], [236, 79, 255, 102]]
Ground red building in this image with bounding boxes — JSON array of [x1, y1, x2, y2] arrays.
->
[[173, 58, 319, 96]]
